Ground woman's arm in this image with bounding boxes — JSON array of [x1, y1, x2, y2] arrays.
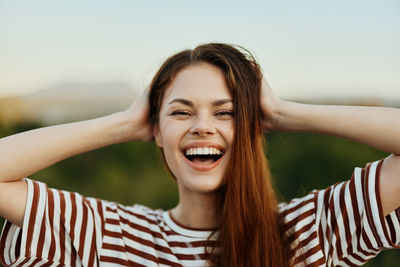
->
[[0, 87, 153, 226], [261, 78, 400, 216], [0, 112, 133, 181]]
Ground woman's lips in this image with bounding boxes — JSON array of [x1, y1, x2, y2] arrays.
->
[[182, 153, 223, 171]]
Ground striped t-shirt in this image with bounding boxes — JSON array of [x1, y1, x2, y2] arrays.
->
[[1, 159, 399, 266]]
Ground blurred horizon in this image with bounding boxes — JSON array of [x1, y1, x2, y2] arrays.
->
[[1, 80, 398, 127]]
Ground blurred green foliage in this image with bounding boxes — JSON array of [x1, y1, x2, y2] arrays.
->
[[0, 122, 398, 266]]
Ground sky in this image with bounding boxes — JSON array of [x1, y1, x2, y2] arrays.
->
[[0, 0, 399, 100]]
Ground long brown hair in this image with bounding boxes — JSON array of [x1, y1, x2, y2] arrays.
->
[[149, 43, 291, 266]]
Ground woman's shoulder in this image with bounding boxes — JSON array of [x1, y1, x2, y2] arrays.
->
[[105, 201, 166, 222]]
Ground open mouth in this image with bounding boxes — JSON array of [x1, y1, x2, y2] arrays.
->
[[184, 153, 223, 163], [181, 147, 225, 165]]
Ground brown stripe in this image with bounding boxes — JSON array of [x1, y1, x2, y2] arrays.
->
[[287, 220, 315, 245], [40, 261, 54, 267], [58, 190, 66, 264], [87, 228, 97, 267], [25, 181, 40, 255], [69, 192, 77, 267], [289, 230, 317, 259], [121, 243, 160, 265], [35, 210, 47, 258], [104, 229, 124, 239], [348, 173, 362, 255], [327, 182, 343, 260], [363, 163, 384, 248], [96, 199, 105, 236], [337, 180, 351, 262], [282, 208, 315, 232], [340, 255, 359, 266], [78, 197, 89, 261], [109, 205, 160, 227], [120, 227, 174, 255], [374, 159, 393, 246], [280, 196, 315, 218], [99, 255, 133, 266], [29, 258, 44, 266], [105, 218, 164, 238], [168, 240, 216, 248], [0, 221, 11, 265], [102, 241, 183, 266], [322, 185, 333, 258], [85, 199, 97, 267], [293, 244, 321, 265], [385, 215, 396, 242], [15, 227, 22, 262], [358, 168, 379, 254], [106, 210, 178, 237], [105, 218, 214, 250], [159, 257, 183, 267], [47, 188, 56, 262], [310, 256, 326, 266], [16, 257, 31, 266]]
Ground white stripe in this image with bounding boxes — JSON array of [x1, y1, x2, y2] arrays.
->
[[101, 248, 159, 267], [63, 191, 73, 266], [163, 211, 214, 239], [73, 192, 84, 259], [178, 259, 208, 267], [316, 190, 330, 260], [1, 224, 17, 264], [101, 247, 129, 261], [388, 211, 400, 244], [332, 182, 346, 263], [344, 179, 358, 256], [41, 207, 52, 260], [368, 161, 390, 247], [285, 201, 314, 223], [51, 188, 62, 262], [88, 197, 104, 260], [354, 167, 379, 252], [10, 225, 20, 263], [303, 238, 322, 263], [19, 179, 34, 258], [81, 199, 95, 266], [103, 235, 126, 247], [287, 215, 314, 245]]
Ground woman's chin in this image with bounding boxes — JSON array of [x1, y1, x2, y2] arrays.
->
[[179, 178, 223, 195]]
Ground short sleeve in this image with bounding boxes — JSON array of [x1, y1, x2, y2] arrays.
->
[[0, 179, 106, 266], [315, 159, 400, 266], [279, 159, 400, 266]]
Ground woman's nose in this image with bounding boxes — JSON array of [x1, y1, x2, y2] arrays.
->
[[189, 115, 216, 136]]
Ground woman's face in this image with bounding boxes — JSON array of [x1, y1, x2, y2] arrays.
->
[[154, 62, 234, 195]]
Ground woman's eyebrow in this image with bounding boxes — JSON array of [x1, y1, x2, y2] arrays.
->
[[168, 98, 233, 107]]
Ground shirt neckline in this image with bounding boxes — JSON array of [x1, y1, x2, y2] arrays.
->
[[163, 210, 219, 238]]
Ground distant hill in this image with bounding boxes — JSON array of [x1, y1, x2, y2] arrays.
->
[[0, 82, 137, 126]]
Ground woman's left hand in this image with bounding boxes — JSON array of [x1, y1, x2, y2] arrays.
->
[[260, 77, 284, 132]]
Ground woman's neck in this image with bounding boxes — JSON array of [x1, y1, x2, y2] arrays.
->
[[171, 193, 219, 229]]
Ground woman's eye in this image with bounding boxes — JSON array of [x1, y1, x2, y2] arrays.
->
[[170, 110, 191, 116], [215, 110, 234, 118]]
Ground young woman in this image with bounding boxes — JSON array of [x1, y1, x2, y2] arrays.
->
[[0, 43, 399, 266]]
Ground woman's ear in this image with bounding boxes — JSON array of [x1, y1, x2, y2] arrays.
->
[[153, 124, 163, 147]]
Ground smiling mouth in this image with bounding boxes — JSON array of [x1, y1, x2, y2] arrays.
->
[[185, 154, 223, 163]]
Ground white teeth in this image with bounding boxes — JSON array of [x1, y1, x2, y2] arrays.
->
[[184, 147, 222, 156]]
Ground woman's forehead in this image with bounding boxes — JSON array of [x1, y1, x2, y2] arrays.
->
[[163, 63, 231, 102]]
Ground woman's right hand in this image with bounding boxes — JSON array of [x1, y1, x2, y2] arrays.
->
[[123, 86, 154, 142]]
